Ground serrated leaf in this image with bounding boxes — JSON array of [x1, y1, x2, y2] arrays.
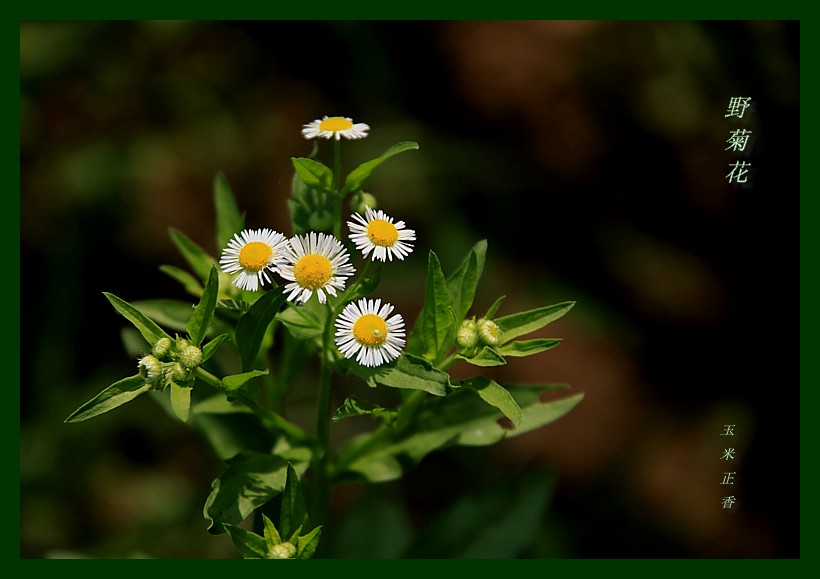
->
[[235, 287, 286, 371], [223, 524, 269, 559], [291, 157, 334, 193], [222, 369, 269, 392], [464, 377, 522, 426], [168, 227, 217, 283], [214, 172, 245, 251], [65, 375, 152, 423], [495, 301, 576, 345], [350, 353, 449, 396], [496, 338, 562, 357], [456, 346, 506, 367], [446, 239, 487, 324], [103, 293, 170, 346], [204, 448, 311, 533], [332, 396, 398, 423], [169, 382, 192, 422], [342, 141, 419, 195], [187, 266, 219, 346], [159, 264, 203, 297], [335, 387, 583, 483]]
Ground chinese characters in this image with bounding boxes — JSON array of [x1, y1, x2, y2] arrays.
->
[[724, 97, 754, 187], [720, 424, 738, 509]]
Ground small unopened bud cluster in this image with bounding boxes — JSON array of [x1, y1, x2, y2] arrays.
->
[[137, 336, 203, 390], [350, 191, 377, 215], [455, 316, 503, 357], [268, 541, 297, 559]]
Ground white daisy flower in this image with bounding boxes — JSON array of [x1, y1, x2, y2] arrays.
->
[[301, 116, 370, 141], [219, 228, 290, 292], [279, 232, 355, 304], [348, 206, 416, 262], [335, 298, 406, 368]]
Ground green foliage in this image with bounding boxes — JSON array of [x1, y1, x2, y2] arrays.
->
[[65, 124, 582, 559]]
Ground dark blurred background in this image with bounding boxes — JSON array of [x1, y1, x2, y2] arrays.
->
[[19, 20, 799, 558]]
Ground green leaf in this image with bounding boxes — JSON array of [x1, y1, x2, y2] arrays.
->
[[456, 346, 506, 367], [235, 287, 286, 371], [291, 157, 334, 193], [214, 172, 245, 251], [276, 299, 327, 341], [295, 526, 322, 559], [335, 386, 583, 483], [204, 448, 311, 533], [169, 382, 192, 422], [187, 266, 220, 346], [65, 375, 152, 423], [494, 301, 576, 345], [168, 227, 217, 283], [483, 295, 506, 319], [342, 141, 419, 195], [130, 299, 195, 334], [332, 396, 398, 423], [446, 239, 487, 324], [201, 334, 229, 363], [279, 464, 309, 541], [464, 377, 522, 426], [159, 265, 203, 297], [262, 513, 282, 546], [350, 353, 449, 396], [497, 338, 562, 357], [222, 370, 269, 392], [103, 293, 170, 346], [420, 251, 456, 363], [223, 524, 269, 559]]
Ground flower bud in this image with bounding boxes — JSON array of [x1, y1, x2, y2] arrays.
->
[[477, 318, 502, 346], [177, 343, 203, 370], [350, 192, 377, 215], [456, 318, 479, 350], [268, 541, 297, 559], [169, 362, 189, 382], [152, 337, 172, 359], [138, 355, 163, 385]]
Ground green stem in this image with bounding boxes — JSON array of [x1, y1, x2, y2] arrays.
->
[[312, 301, 336, 525], [332, 138, 343, 239]]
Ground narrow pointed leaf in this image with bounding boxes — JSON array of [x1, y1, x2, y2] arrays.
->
[[421, 251, 456, 363], [187, 266, 220, 346], [350, 353, 449, 396], [214, 172, 245, 251], [342, 141, 419, 195], [223, 524, 268, 559], [235, 287, 286, 371], [103, 293, 169, 346], [279, 464, 308, 540], [296, 526, 322, 559], [262, 513, 282, 546], [332, 396, 398, 423], [495, 301, 576, 345], [168, 227, 217, 282], [497, 338, 562, 357], [222, 369, 269, 392], [159, 265, 203, 297], [483, 295, 506, 319], [201, 333, 229, 362], [446, 239, 487, 323], [456, 346, 506, 367], [65, 375, 152, 423]]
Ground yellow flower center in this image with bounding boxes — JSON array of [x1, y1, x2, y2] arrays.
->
[[319, 117, 354, 132], [293, 253, 333, 289], [367, 219, 399, 247], [239, 242, 273, 272], [353, 314, 388, 347]]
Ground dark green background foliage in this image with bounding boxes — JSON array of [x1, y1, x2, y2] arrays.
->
[[20, 20, 799, 558]]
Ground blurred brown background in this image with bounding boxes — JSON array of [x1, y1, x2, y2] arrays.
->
[[20, 20, 799, 558]]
